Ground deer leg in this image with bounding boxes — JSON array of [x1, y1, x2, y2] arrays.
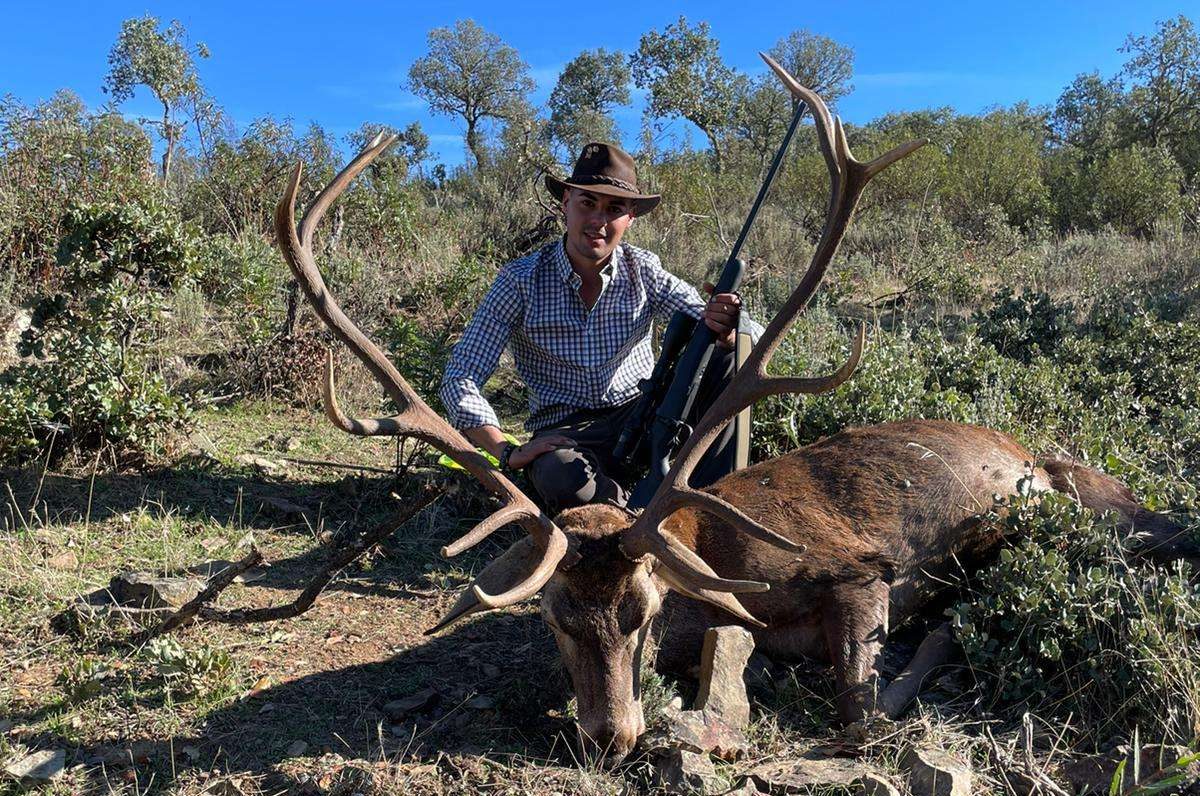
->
[[822, 577, 890, 724], [877, 622, 956, 719]]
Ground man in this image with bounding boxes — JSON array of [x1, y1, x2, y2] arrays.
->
[[439, 142, 750, 514]]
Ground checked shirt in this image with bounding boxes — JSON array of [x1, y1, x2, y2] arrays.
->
[[440, 238, 751, 433]]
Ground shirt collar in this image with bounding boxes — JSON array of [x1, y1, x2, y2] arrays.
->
[[553, 237, 621, 288]]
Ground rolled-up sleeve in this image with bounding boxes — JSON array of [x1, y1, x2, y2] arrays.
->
[[439, 268, 522, 430]]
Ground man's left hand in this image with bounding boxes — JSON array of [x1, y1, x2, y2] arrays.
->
[[702, 281, 741, 350]]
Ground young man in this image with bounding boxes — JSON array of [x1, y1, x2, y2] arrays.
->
[[439, 142, 751, 513]]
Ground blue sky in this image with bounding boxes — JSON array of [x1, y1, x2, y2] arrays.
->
[[1, 1, 1194, 167]]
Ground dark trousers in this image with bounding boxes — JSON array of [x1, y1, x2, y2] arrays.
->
[[527, 348, 737, 515]]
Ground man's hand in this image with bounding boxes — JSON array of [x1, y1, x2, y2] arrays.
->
[[702, 281, 741, 350], [509, 434, 576, 470]]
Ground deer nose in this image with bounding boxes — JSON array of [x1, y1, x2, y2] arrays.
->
[[578, 721, 639, 765]]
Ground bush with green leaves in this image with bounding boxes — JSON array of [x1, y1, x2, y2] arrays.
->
[[972, 287, 1075, 362], [0, 283, 191, 468], [0, 193, 197, 469], [380, 255, 493, 411], [950, 492, 1200, 745], [56, 195, 198, 289]]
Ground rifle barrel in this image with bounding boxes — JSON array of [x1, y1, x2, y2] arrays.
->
[[727, 99, 808, 264]]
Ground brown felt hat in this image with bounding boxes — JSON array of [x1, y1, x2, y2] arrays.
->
[[544, 142, 661, 215]]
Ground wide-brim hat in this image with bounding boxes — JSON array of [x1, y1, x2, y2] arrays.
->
[[544, 142, 661, 216]]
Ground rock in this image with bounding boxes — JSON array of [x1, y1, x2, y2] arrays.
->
[[1061, 744, 1200, 795], [4, 748, 66, 783], [46, 550, 80, 570], [0, 719, 12, 734], [859, 772, 902, 796], [747, 751, 879, 793], [466, 695, 495, 710], [382, 688, 439, 720], [258, 496, 312, 521], [109, 571, 204, 609], [657, 748, 720, 794], [728, 783, 764, 796], [642, 709, 749, 762], [694, 626, 755, 729], [905, 747, 973, 796], [185, 559, 263, 584], [236, 454, 282, 474], [284, 739, 308, 757]]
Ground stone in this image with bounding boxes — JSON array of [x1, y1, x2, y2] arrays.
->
[[186, 559, 263, 583], [747, 751, 878, 793], [905, 747, 973, 796], [657, 748, 720, 795], [382, 688, 439, 720], [859, 772, 902, 796], [0, 719, 11, 734], [258, 496, 312, 520], [109, 571, 204, 609], [4, 748, 66, 783], [642, 708, 749, 762], [284, 739, 308, 757], [236, 454, 283, 474], [694, 626, 755, 729], [466, 695, 495, 710], [728, 783, 764, 796], [46, 550, 79, 570]]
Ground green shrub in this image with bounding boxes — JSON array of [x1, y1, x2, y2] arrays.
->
[[973, 288, 1074, 362], [380, 255, 492, 411], [0, 194, 197, 469], [951, 492, 1200, 745], [56, 194, 198, 290], [0, 283, 191, 468]]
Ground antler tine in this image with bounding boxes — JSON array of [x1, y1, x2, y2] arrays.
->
[[276, 139, 569, 614], [620, 64, 926, 592], [299, 131, 395, 249]]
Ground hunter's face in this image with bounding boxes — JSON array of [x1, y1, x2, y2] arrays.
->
[[562, 189, 634, 268]]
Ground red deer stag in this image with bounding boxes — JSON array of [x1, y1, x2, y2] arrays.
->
[[276, 56, 1194, 761]]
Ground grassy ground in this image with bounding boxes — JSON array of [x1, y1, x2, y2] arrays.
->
[[2, 399, 1017, 795]]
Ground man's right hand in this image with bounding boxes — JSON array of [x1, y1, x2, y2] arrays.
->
[[509, 434, 576, 470]]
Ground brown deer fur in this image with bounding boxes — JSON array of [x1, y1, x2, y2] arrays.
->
[[538, 419, 1193, 757]]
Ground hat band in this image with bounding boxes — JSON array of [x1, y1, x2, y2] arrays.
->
[[568, 174, 639, 194]]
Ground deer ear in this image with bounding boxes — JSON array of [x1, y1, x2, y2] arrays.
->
[[426, 536, 551, 634]]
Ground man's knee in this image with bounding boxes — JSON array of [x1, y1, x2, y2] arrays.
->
[[527, 448, 597, 515]]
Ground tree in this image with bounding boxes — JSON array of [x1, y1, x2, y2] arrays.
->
[[732, 73, 792, 168], [347, 121, 430, 181], [1120, 15, 1200, 179], [630, 17, 744, 171], [408, 19, 534, 165], [546, 48, 631, 155], [767, 29, 855, 108], [1050, 71, 1127, 157], [942, 104, 1051, 231], [103, 16, 211, 183], [1091, 144, 1184, 234]]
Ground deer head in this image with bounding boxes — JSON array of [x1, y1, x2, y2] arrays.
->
[[275, 56, 925, 763]]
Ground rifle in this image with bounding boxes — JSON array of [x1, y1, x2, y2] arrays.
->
[[623, 98, 809, 509]]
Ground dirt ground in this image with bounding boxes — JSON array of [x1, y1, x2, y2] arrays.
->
[[0, 404, 1016, 795]]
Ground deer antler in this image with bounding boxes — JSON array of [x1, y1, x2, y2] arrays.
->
[[275, 132, 567, 617], [620, 56, 927, 602]]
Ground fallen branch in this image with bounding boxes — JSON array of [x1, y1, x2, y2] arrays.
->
[[133, 547, 264, 645], [201, 486, 444, 625]]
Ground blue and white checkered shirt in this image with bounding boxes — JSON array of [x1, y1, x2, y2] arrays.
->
[[440, 238, 747, 432]]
